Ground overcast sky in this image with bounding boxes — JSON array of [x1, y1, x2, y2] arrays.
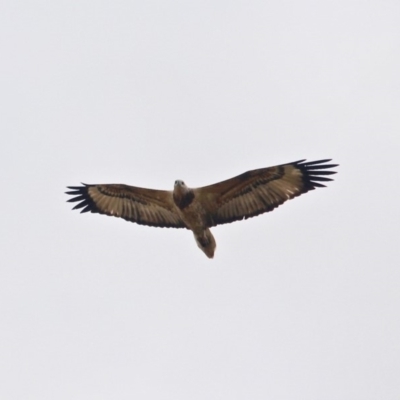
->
[[1, 1, 400, 399]]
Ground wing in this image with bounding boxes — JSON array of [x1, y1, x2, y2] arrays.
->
[[66, 184, 186, 229], [194, 159, 338, 227]]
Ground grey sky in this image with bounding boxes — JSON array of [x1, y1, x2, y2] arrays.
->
[[1, 1, 399, 399]]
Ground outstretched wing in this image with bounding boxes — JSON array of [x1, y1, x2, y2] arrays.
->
[[66, 184, 186, 229], [195, 159, 338, 227]]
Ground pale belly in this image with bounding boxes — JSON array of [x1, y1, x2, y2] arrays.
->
[[176, 202, 208, 234]]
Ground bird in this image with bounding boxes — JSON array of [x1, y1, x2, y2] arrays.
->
[[66, 159, 337, 258]]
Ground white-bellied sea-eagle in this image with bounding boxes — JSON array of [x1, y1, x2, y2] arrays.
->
[[66, 159, 338, 258]]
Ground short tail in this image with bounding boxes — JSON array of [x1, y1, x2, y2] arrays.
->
[[194, 229, 216, 259]]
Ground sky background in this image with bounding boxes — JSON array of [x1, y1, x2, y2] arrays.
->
[[1, 1, 400, 399]]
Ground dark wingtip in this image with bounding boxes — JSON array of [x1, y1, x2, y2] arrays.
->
[[295, 159, 338, 191], [65, 184, 99, 213]]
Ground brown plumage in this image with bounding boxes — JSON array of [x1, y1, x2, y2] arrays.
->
[[66, 159, 337, 258]]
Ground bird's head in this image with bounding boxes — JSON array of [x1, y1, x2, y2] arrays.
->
[[174, 180, 186, 188], [173, 180, 194, 209], [173, 180, 190, 197]]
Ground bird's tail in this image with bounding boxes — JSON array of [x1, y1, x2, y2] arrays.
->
[[194, 229, 216, 259]]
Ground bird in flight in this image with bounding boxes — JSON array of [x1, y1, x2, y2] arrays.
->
[[66, 159, 337, 258]]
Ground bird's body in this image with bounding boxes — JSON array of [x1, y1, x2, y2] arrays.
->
[[66, 159, 337, 258], [172, 180, 216, 257]]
